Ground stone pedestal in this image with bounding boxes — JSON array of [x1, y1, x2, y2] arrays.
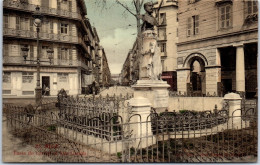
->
[[224, 93, 242, 128], [132, 80, 170, 112], [128, 97, 155, 148]]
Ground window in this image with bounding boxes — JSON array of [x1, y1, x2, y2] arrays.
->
[[187, 15, 199, 36], [3, 44, 9, 57], [58, 73, 68, 82], [22, 72, 34, 83], [3, 72, 11, 83], [158, 28, 166, 40], [42, 46, 49, 59], [219, 5, 232, 29], [16, 16, 20, 30], [61, 23, 68, 34], [193, 15, 199, 35], [160, 43, 166, 53], [247, 0, 258, 15], [61, 48, 68, 60], [20, 17, 29, 31], [187, 17, 192, 36], [159, 13, 166, 25], [3, 15, 8, 28]]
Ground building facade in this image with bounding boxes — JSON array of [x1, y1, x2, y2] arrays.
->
[[154, 0, 178, 91], [3, 0, 110, 97], [177, 0, 258, 98]]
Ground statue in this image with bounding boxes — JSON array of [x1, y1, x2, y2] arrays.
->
[[138, 2, 162, 80]]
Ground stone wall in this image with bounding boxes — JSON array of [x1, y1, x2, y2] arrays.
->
[[168, 96, 223, 112]]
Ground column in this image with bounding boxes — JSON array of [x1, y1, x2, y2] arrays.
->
[[235, 45, 245, 95], [177, 69, 190, 94]]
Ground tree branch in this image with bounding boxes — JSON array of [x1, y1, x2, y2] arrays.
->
[[140, 0, 144, 10], [116, 0, 136, 17], [133, 0, 137, 10]]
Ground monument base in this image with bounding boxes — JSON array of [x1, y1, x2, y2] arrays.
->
[[132, 80, 170, 112]]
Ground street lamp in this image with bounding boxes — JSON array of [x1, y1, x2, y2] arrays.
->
[[21, 6, 54, 105]]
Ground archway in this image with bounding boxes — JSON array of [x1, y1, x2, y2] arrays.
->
[[184, 53, 207, 96]]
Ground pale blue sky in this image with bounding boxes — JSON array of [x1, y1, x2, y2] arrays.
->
[[84, 0, 150, 74]]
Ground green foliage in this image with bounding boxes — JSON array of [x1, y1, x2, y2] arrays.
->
[[179, 110, 188, 114], [47, 125, 56, 132], [117, 152, 122, 159]]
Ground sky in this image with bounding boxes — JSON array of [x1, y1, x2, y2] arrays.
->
[[84, 0, 149, 74]]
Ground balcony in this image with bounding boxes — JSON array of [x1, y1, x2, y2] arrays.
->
[[3, 56, 91, 71], [160, 52, 167, 57], [4, 28, 78, 43], [3, 0, 82, 20]]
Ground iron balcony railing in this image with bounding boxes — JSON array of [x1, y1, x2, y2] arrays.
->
[[3, 0, 82, 20], [3, 56, 91, 70], [3, 28, 79, 43]]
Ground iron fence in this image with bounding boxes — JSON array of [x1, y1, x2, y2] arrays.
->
[[3, 96, 257, 163], [169, 91, 219, 97]]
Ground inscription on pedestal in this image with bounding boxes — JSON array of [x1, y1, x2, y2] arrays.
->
[[154, 90, 168, 108]]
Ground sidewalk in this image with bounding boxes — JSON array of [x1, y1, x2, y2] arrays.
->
[[2, 116, 53, 162]]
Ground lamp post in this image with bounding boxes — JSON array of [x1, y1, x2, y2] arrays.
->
[[34, 6, 43, 104], [21, 6, 54, 105]]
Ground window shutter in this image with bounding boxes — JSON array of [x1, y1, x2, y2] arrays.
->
[[69, 1, 72, 12], [69, 48, 72, 64], [57, 0, 61, 10], [58, 47, 61, 60], [3, 44, 9, 57], [30, 18, 34, 31], [69, 23, 72, 36], [195, 15, 199, 34], [4, 15, 8, 28], [30, 45, 34, 59], [187, 17, 191, 36], [50, 21, 53, 34], [16, 16, 20, 30], [248, 1, 252, 15], [253, 1, 257, 13], [58, 21, 61, 34]]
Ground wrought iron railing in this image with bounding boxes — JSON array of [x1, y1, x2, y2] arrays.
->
[[3, 98, 258, 162], [169, 91, 219, 97], [3, 0, 82, 20], [3, 56, 90, 70], [3, 28, 78, 43]]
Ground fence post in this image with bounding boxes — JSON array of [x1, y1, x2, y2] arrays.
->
[[223, 93, 242, 128], [128, 97, 155, 149]]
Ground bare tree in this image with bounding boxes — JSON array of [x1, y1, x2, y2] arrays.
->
[[95, 0, 164, 79]]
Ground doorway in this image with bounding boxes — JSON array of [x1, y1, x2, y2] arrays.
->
[[42, 76, 50, 96]]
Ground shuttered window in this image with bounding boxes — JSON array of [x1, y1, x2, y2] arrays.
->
[[3, 44, 9, 57], [220, 5, 232, 29], [3, 72, 11, 83], [16, 16, 20, 30], [4, 14, 9, 28], [187, 15, 199, 36], [187, 17, 192, 37], [247, 0, 258, 15], [194, 15, 199, 35]]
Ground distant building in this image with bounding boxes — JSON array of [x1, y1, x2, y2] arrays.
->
[[2, 0, 110, 96], [111, 74, 120, 85], [121, 0, 178, 89], [177, 0, 258, 98], [154, 0, 178, 91]]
